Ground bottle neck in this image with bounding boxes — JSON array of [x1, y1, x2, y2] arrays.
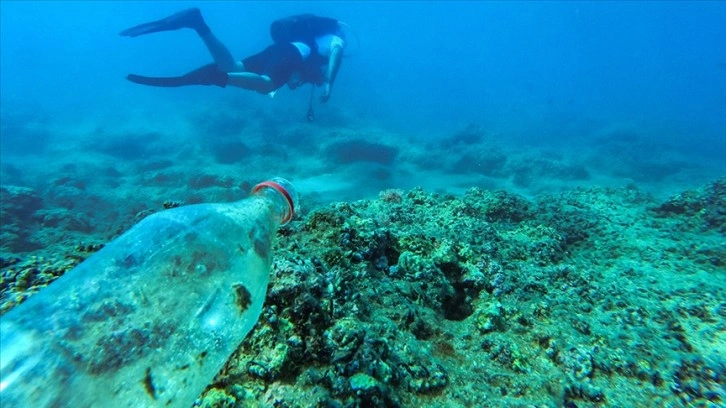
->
[[250, 186, 293, 226]]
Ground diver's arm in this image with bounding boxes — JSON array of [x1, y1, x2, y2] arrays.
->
[[320, 44, 343, 103]]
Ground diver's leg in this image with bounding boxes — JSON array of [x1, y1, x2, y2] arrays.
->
[[226, 72, 275, 93], [126, 63, 230, 88], [126, 66, 275, 93], [121, 7, 243, 73], [198, 31, 244, 72]]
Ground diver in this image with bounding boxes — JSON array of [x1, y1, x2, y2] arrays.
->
[[120, 8, 345, 103]]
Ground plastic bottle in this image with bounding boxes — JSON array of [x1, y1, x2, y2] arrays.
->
[[0, 177, 298, 408]]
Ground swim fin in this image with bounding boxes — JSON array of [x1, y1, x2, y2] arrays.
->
[[119, 8, 209, 37], [126, 64, 229, 88]]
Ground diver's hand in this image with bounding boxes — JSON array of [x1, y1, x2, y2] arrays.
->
[[319, 83, 331, 103]]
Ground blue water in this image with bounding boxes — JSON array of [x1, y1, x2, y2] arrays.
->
[[1, 3, 725, 405], [1, 1, 725, 199]]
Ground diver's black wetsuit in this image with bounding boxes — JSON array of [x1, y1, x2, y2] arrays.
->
[[240, 43, 305, 89]]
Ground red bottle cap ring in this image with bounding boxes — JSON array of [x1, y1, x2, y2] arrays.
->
[[252, 180, 295, 224]]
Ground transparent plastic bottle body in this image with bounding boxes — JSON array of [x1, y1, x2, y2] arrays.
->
[[0, 181, 296, 408]]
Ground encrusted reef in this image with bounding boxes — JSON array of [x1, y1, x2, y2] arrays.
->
[[0, 185, 44, 253], [1, 179, 724, 407], [195, 179, 724, 407]]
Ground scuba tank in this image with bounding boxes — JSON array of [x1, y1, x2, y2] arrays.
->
[[270, 14, 340, 45]]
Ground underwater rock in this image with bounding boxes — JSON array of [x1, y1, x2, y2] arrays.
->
[[670, 356, 725, 404], [274, 125, 318, 152], [0, 185, 43, 219], [245, 342, 293, 381], [564, 382, 605, 404], [508, 155, 590, 188], [0, 185, 43, 252], [462, 187, 533, 223], [36, 209, 93, 233], [3, 180, 724, 407], [193, 110, 248, 138], [440, 123, 488, 147], [653, 177, 726, 233], [349, 372, 381, 399], [187, 174, 235, 189], [587, 131, 687, 182], [137, 159, 174, 172], [432, 124, 508, 176], [324, 318, 365, 364], [0, 255, 81, 314], [209, 139, 251, 164], [0, 116, 53, 155], [197, 388, 235, 408], [449, 147, 508, 176], [475, 300, 506, 333], [325, 139, 399, 165], [45, 177, 89, 210], [91, 130, 165, 160], [560, 346, 595, 381], [499, 223, 565, 266], [378, 188, 404, 204]]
